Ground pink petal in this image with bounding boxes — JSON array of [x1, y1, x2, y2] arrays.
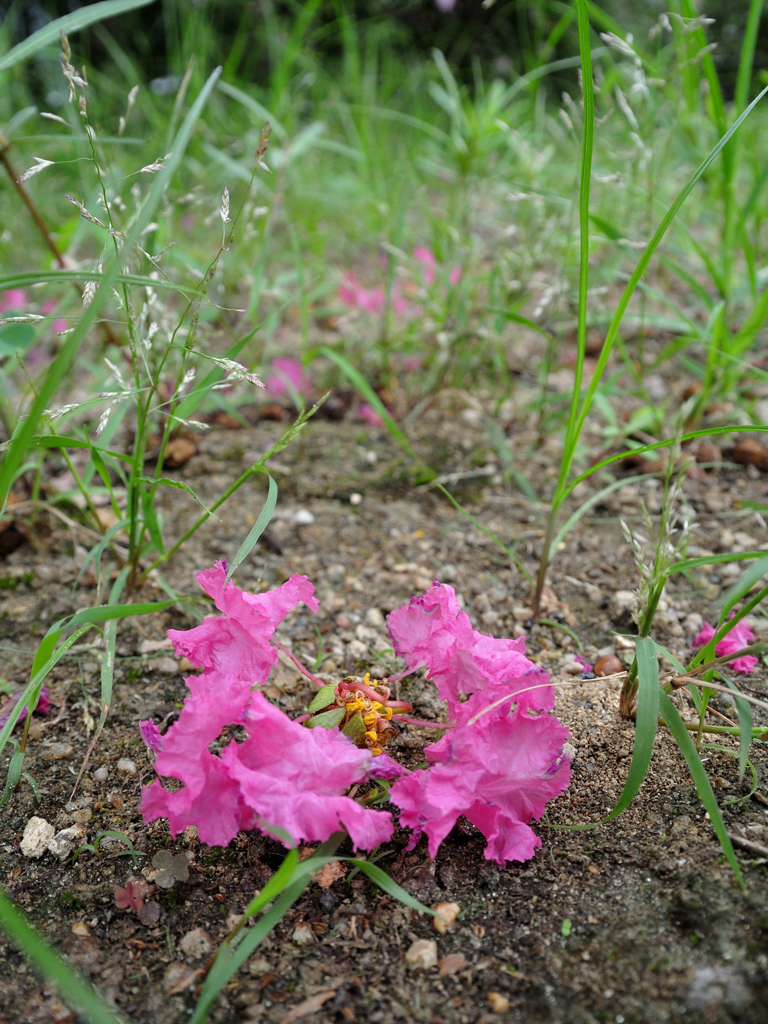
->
[[265, 357, 312, 398], [139, 719, 164, 753], [358, 403, 384, 427], [0, 289, 26, 312], [692, 622, 716, 648], [390, 708, 570, 865], [449, 267, 461, 286], [168, 563, 318, 683]]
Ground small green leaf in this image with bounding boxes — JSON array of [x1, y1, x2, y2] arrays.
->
[[561, 918, 572, 937], [342, 712, 366, 745], [306, 707, 345, 729], [308, 684, 337, 713]]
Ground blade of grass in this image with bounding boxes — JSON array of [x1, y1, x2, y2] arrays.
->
[[226, 472, 277, 580], [0, 66, 223, 511], [0, 0, 156, 72], [658, 689, 744, 887], [318, 345, 414, 459], [0, 890, 127, 1024]]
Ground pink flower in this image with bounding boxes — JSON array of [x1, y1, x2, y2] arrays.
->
[[413, 247, 437, 285], [358, 402, 384, 427], [386, 582, 570, 864], [387, 582, 553, 718], [0, 289, 26, 313], [141, 565, 393, 849], [339, 273, 385, 315], [0, 687, 50, 729], [265, 357, 312, 399], [390, 707, 570, 865], [41, 299, 67, 334], [413, 248, 461, 288], [692, 615, 758, 673], [167, 562, 319, 684]]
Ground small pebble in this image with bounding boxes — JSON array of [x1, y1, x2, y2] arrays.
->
[[405, 938, 438, 970], [93, 766, 108, 782], [179, 927, 212, 959], [71, 921, 90, 937], [117, 758, 137, 774], [154, 656, 180, 674], [294, 509, 315, 525], [488, 992, 510, 1014], [594, 655, 624, 677], [47, 824, 86, 861], [20, 817, 54, 858], [349, 492, 362, 506], [248, 958, 271, 976], [433, 902, 460, 935], [364, 607, 385, 628]]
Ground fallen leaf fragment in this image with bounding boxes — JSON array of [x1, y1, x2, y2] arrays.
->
[[439, 953, 469, 977], [163, 436, 198, 468], [733, 436, 768, 471], [313, 860, 346, 889], [282, 989, 337, 1023]]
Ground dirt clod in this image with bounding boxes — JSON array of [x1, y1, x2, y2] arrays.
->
[[405, 939, 438, 969]]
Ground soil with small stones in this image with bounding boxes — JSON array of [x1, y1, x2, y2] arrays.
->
[[2, 396, 768, 1024]]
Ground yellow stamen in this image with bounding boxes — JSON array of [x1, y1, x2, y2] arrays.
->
[[383, 707, 393, 721], [370, 700, 383, 711], [345, 698, 364, 714], [364, 730, 377, 743], [371, 747, 383, 756], [363, 712, 377, 727], [363, 672, 371, 685]]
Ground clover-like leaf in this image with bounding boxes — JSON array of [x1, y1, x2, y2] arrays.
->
[[137, 900, 160, 926], [114, 879, 151, 914]]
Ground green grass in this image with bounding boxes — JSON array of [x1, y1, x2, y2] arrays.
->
[[3, 0, 768, 1014]]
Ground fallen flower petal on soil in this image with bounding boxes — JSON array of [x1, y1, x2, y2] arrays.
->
[[692, 614, 758, 673], [141, 565, 393, 849]]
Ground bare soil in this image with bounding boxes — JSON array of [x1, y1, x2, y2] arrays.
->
[[2, 397, 768, 1024]]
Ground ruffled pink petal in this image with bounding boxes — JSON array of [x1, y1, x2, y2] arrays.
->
[[692, 622, 716, 648], [730, 655, 758, 674], [168, 563, 317, 683], [390, 708, 569, 865], [390, 765, 479, 859], [139, 719, 164, 753], [387, 582, 546, 715], [0, 289, 26, 312], [141, 752, 244, 847], [464, 802, 540, 865], [413, 247, 437, 285], [367, 751, 405, 780]]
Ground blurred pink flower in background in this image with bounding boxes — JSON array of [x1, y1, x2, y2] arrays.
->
[[358, 402, 384, 427], [265, 356, 312, 399], [692, 615, 758, 673], [339, 273, 385, 314], [0, 289, 27, 312], [413, 247, 461, 287], [41, 299, 68, 334]]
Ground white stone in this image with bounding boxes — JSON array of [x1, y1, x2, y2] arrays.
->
[[294, 509, 315, 525], [179, 927, 212, 959], [47, 824, 86, 861], [117, 758, 137, 774], [292, 923, 315, 945], [349, 492, 363, 506], [405, 938, 438, 969], [20, 817, 55, 858], [364, 607, 385, 628]]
